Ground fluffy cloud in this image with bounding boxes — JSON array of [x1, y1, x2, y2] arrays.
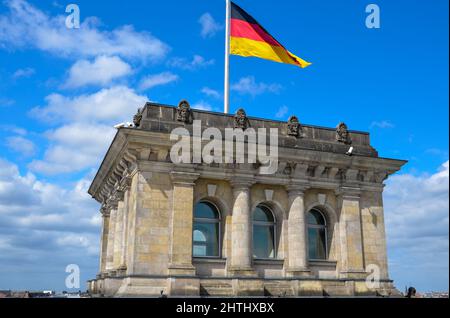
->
[[28, 123, 115, 175], [0, 125, 27, 136], [28, 86, 147, 175], [198, 13, 222, 38], [63, 55, 132, 88], [384, 161, 449, 291], [231, 76, 283, 97], [168, 55, 215, 71], [191, 100, 213, 111], [30, 86, 147, 124], [275, 105, 289, 119], [138, 72, 179, 91], [0, 97, 15, 107], [0, 0, 169, 61], [6, 135, 36, 157], [370, 120, 395, 129], [201, 87, 221, 99], [12, 67, 35, 79], [0, 158, 100, 290]]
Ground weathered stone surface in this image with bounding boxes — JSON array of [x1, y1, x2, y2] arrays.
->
[[87, 103, 406, 297]]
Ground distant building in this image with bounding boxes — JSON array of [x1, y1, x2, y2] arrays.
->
[[87, 101, 406, 297], [0, 290, 11, 298]]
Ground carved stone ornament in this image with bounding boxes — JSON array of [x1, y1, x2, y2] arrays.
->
[[133, 108, 143, 127], [287, 115, 302, 137], [336, 122, 352, 145], [234, 108, 250, 130], [176, 100, 193, 124]]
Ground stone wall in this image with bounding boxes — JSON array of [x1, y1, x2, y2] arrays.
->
[[88, 103, 406, 297]]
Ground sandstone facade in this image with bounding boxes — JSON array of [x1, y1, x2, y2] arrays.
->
[[87, 102, 406, 297]]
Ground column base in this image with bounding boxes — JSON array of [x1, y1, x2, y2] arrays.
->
[[116, 265, 127, 276], [168, 264, 196, 276], [107, 269, 118, 277], [285, 267, 312, 278], [339, 270, 368, 280], [227, 266, 258, 278], [167, 277, 200, 296]]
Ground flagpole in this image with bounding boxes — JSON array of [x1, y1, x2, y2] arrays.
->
[[224, 0, 231, 114]]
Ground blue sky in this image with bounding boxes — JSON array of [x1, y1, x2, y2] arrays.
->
[[0, 0, 448, 292]]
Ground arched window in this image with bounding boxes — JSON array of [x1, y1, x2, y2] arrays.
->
[[193, 201, 220, 257], [307, 209, 327, 260], [253, 205, 276, 259]]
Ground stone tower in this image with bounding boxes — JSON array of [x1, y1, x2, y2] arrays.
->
[[87, 101, 406, 297]]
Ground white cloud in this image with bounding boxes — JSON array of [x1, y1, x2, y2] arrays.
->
[[199, 13, 222, 38], [138, 72, 179, 91], [0, 97, 15, 107], [63, 55, 132, 88], [12, 67, 35, 79], [231, 76, 283, 97], [0, 158, 100, 290], [28, 123, 115, 175], [30, 86, 148, 124], [0, 125, 27, 136], [275, 105, 289, 119], [385, 161, 449, 291], [0, 0, 170, 61], [425, 148, 449, 158], [201, 87, 221, 99], [370, 120, 395, 129], [168, 55, 215, 70], [191, 100, 213, 111], [6, 136, 36, 157], [28, 86, 147, 175]]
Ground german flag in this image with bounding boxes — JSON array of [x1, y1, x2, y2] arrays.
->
[[230, 2, 311, 68]]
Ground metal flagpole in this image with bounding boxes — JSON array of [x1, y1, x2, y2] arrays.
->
[[224, 0, 231, 114]]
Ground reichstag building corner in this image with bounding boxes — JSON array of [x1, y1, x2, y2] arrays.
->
[[87, 100, 406, 297]]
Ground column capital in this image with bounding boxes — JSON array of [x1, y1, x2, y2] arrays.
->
[[228, 177, 255, 191], [100, 205, 111, 217], [285, 183, 309, 196], [118, 175, 133, 193], [105, 194, 120, 210], [170, 171, 200, 186]]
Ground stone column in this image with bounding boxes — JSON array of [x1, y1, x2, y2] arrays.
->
[[119, 186, 130, 273], [105, 204, 117, 272], [113, 192, 125, 270], [167, 171, 200, 276], [99, 206, 110, 274], [228, 179, 256, 276], [337, 187, 366, 278], [285, 186, 311, 277]]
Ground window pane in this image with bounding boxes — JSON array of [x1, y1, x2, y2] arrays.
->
[[308, 228, 317, 259], [193, 229, 206, 242], [193, 222, 219, 257], [316, 228, 326, 259], [194, 202, 218, 219], [308, 210, 325, 225], [193, 245, 206, 257], [253, 206, 274, 222], [308, 228, 326, 260], [253, 225, 275, 259]]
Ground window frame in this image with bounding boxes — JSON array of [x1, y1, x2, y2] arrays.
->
[[192, 200, 222, 259], [307, 208, 328, 261], [252, 204, 277, 260]]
